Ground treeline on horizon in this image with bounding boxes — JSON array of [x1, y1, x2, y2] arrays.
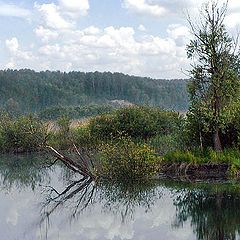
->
[[0, 69, 189, 117]]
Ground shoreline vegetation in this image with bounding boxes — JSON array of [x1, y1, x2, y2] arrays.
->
[[0, 1, 240, 182], [0, 105, 240, 181]]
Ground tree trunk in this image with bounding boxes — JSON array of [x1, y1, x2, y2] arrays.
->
[[213, 128, 222, 151]]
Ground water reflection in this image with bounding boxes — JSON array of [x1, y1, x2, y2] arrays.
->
[[0, 154, 240, 240], [0, 154, 52, 191], [41, 177, 96, 222], [170, 182, 240, 240], [98, 181, 162, 223], [40, 177, 162, 226]]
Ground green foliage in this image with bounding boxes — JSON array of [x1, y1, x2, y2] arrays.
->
[[0, 114, 47, 153], [98, 135, 161, 180], [57, 115, 70, 137], [49, 115, 72, 149], [185, 99, 240, 149], [72, 126, 100, 147], [39, 104, 114, 120], [221, 99, 240, 147], [146, 134, 185, 155], [164, 151, 202, 164], [163, 148, 240, 166], [5, 98, 21, 117], [88, 106, 180, 141], [0, 69, 188, 114], [186, 1, 240, 150]]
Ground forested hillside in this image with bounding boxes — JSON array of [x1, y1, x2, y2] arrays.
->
[[0, 69, 188, 114]]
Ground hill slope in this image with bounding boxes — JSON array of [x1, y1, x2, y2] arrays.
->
[[0, 69, 189, 114]]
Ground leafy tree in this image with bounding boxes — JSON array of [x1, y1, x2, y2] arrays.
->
[[187, 0, 240, 150]]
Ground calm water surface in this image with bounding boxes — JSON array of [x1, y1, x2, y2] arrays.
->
[[1, 154, 240, 240]]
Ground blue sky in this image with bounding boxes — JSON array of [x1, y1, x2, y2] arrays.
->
[[0, 0, 239, 78]]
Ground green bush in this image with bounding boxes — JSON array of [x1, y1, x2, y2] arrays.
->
[[97, 135, 161, 180], [72, 126, 100, 147], [88, 106, 180, 141], [145, 134, 182, 155], [0, 114, 47, 152], [46, 115, 73, 149], [88, 113, 117, 141]]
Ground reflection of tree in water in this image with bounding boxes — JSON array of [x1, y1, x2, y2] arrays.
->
[[98, 180, 162, 223], [40, 177, 162, 228], [0, 154, 52, 191], [40, 176, 96, 222], [172, 183, 240, 240]]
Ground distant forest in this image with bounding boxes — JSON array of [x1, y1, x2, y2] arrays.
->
[[0, 69, 189, 116]]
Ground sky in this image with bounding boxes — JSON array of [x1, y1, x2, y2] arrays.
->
[[0, 0, 240, 79]]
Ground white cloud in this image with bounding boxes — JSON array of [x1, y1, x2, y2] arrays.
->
[[34, 0, 90, 31], [6, 37, 19, 53], [35, 26, 59, 43], [226, 0, 240, 13], [0, 3, 31, 19], [35, 3, 73, 30], [122, 0, 205, 18], [3, 1, 195, 78], [5, 61, 15, 69], [167, 24, 190, 46], [122, 0, 238, 19], [140, 36, 176, 56], [225, 13, 240, 29], [24, 24, 190, 78], [138, 24, 146, 32], [123, 0, 167, 17], [38, 44, 65, 59], [185, 0, 240, 30], [5, 37, 35, 69], [59, 0, 90, 17], [83, 26, 101, 35]]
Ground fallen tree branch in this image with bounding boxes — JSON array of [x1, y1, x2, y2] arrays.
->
[[46, 145, 96, 180]]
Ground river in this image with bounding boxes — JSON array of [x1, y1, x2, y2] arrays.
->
[[0, 154, 240, 240]]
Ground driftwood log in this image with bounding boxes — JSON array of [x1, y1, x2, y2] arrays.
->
[[46, 145, 96, 180]]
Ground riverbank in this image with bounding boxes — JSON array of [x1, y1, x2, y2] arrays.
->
[[159, 163, 231, 181], [1, 107, 240, 182]]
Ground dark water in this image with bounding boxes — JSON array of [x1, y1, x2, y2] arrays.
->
[[1, 154, 240, 240]]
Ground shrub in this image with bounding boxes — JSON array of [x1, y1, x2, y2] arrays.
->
[[88, 113, 117, 141], [88, 106, 180, 141], [0, 114, 47, 152], [72, 126, 100, 147], [145, 134, 181, 155], [97, 135, 161, 180]]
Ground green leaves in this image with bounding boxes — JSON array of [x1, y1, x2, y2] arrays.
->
[[0, 114, 47, 153], [186, 0, 240, 150], [98, 135, 161, 180], [88, 106, 180, 141]]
